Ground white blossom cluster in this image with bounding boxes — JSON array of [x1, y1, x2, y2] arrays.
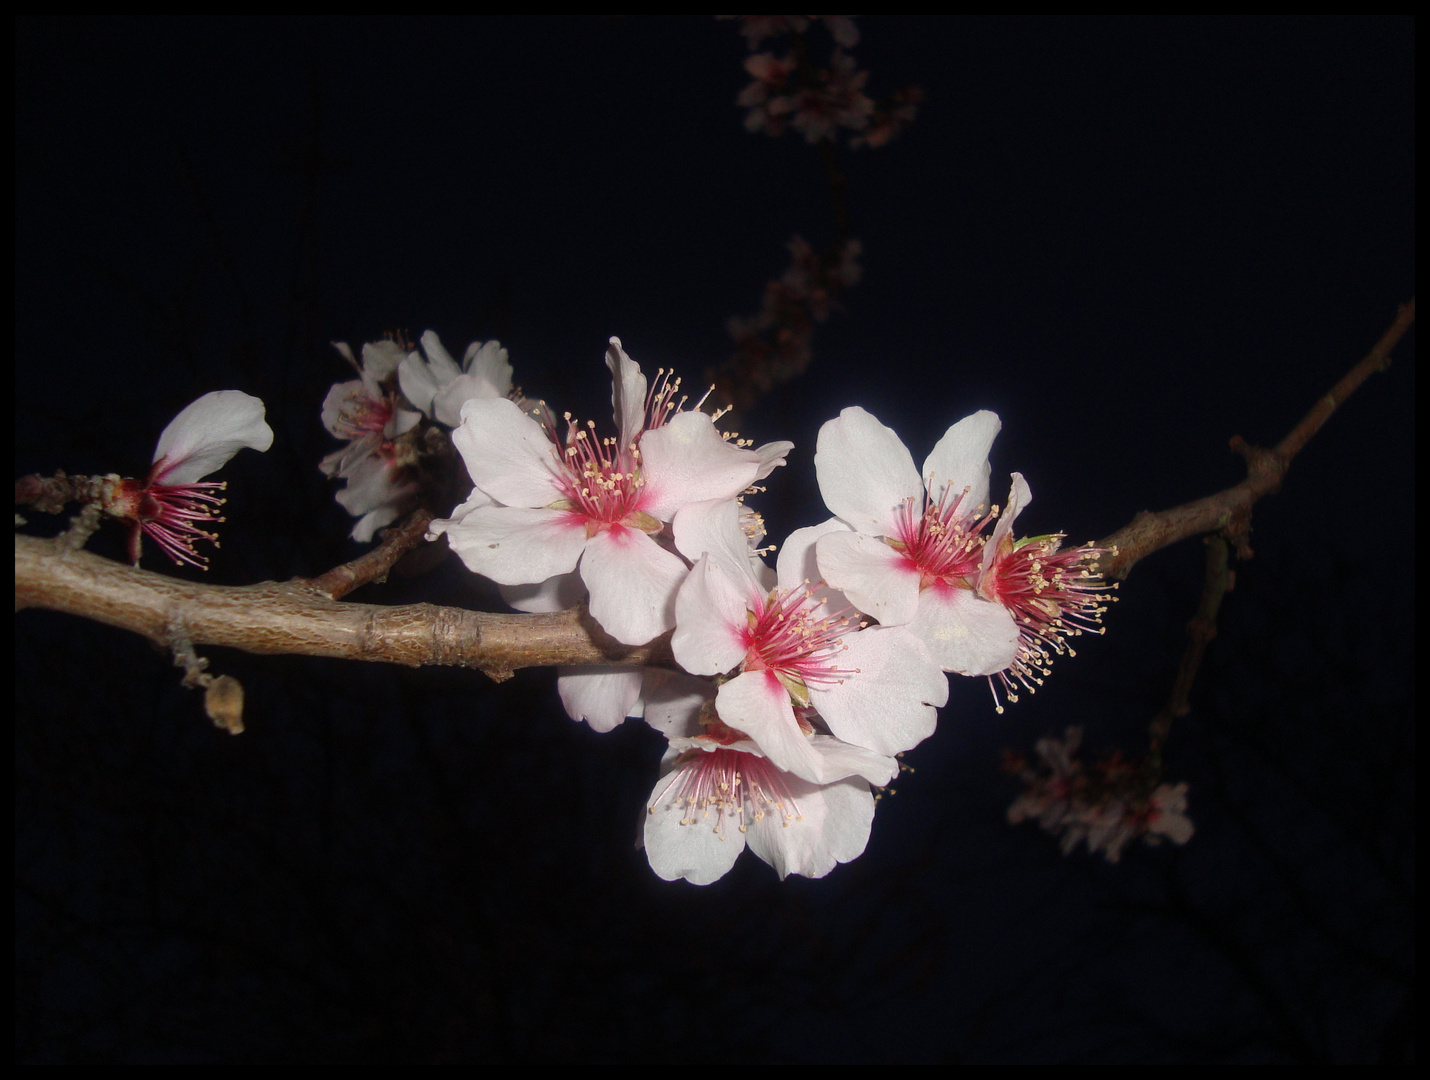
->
[[316, 333, 1122, 883]]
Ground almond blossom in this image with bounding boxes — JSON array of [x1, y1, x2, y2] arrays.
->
[[812, 406, 1020, 676], [397, 331, 512, 428], [977, 473, 1116, 708], [670, 498, 946, 785], [1007, 727, 1195, 861], [433, 337, 792, 647], [642, 670, 896, 885], [106, 390, 273, 568], [321, 339, 422, 542]]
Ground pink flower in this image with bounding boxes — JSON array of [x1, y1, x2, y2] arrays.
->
[[788, 49, 874, 144], [433, 337, 791, 646], [321, 339, 422, 542], [1007, 727, 1195, 861], [813, 406, 1021, 676], [670, 499, 946, 784], [642, 671, 896, 885], [977, 473, 1116, 709], [107, 390, 273, 568]]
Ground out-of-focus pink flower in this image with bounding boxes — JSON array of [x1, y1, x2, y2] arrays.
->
[[737, 51, 799, 136], [851, 85, 923, 149], [720, 237, 862, 412], [788, 49, 874, 144], [813, 406, 1021, 676], [433, 338, 791, 647], [722, 15, 811, 51], [1007, 727, 1195, 861], [107, 390, 273, 568], [641, 670, 896, 885]]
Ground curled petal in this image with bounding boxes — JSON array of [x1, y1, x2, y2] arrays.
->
[[150, 390, 273, 486], [606, 337, 649, 451], [922, 409, 1000, 514]]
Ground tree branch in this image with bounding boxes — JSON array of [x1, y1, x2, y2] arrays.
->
[[14, 532, 672, 682], [15, 301, 1412, 678]]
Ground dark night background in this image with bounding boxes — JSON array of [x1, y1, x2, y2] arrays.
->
[[15, 17, 1414, 1062]]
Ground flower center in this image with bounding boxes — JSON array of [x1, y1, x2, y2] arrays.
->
[[888, 486, 996, 591], [983, 535, 1116, 712], [332, 390, 394, 442], [650, 747, 804, 838], [552, 416, 651, 532], [742, 583, 859, 695]]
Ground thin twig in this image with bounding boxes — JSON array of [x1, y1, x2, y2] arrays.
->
[[1094, 299, 1414, 580], [308, 509, 435, 600]]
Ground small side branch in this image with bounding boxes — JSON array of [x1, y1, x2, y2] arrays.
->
[[1094, 299, 1414, 580], [308, 510, 436, 600]]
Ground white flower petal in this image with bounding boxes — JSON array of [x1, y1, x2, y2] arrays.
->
[[150, 390, 274, 485], [581, 527, 688, 646], [922, 409, 1000, 514], [638, 412, 761, 522], [808, 626, 946, 757], [443, 505, 587, 585], [814, 406, 922, 536], [908, 585, 1020, 675], [334, 453, 411, 518], [744, 774, 874, 881], [452, 397, 566, 508], [350, 504, 402, 543], [427, 486, 496, 541], [605, 337, 648, 451], [716, 671, 824, 783], [806, 734, 899, 787], [641, 670, 712, 739], [643, 756, 747, 885], [498, 571, 585, 614], [320, 379, 366, 439], [980, 472, 1032, 584], [672, 555, 754, 676], [463, 339, 513, 395], [752, 439, 795, 481], [672, 499, 763, 586], [815, 530, 921, 626], [359, 340, 408, 392], [774, 517, 850, 592], [556, 667, 644, 732]]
